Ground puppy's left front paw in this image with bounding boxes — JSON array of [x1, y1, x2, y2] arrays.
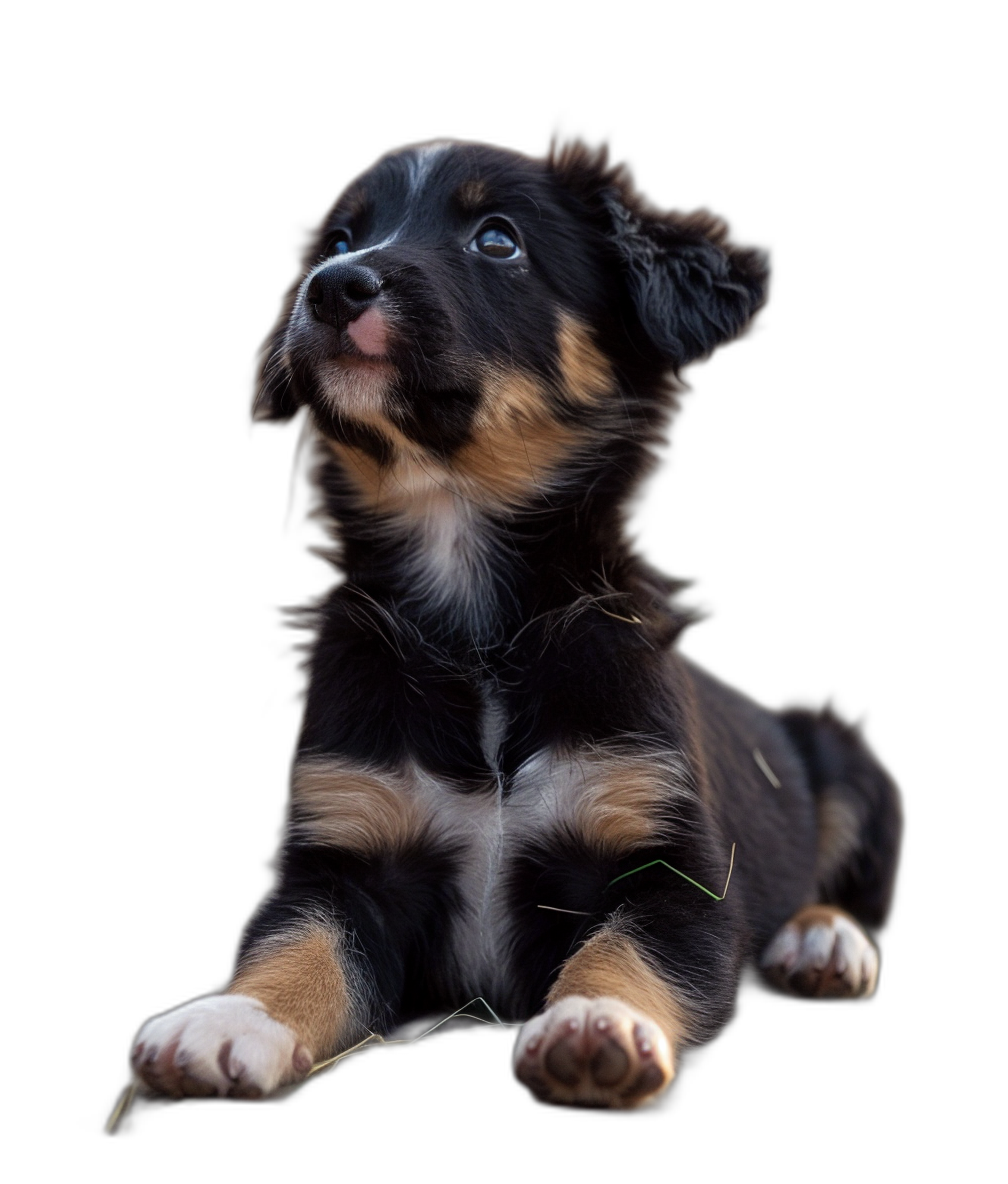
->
[[513, 996, 674, 1108]]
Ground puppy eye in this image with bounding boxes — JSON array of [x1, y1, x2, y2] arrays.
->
[[471, 223, 521, 259], [326, 229, 353, 257]]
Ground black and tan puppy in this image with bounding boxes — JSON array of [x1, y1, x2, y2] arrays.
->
[[131, 141, 901, 1107]]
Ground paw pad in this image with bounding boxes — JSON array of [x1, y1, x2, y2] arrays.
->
[[514, 996, 674, 1108]]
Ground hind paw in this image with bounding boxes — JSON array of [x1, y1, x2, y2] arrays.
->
[[513, 996, 674, 1108], [760, 906, 879, 998]]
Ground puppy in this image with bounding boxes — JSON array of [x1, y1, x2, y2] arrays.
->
[[131, 141, 901, 1108]]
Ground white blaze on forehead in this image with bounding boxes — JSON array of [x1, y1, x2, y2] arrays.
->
[[303, 234, 400, 273], [406, 142, 451, 195], [342, 232, 399, 258]]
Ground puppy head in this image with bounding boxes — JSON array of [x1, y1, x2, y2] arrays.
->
[[254, 141, 768, 509]]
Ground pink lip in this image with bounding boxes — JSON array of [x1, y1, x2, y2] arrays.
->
[[346, 307, 389, 358]]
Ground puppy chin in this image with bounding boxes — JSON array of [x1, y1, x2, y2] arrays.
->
[[319, 357, 395, 421]]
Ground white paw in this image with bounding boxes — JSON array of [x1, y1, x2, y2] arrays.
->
[[131, 994, 311, 1098], [513, 995, 674, 1108], [760, 906, 879, 998]]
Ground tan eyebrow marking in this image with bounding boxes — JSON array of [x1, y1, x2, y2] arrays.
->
[[455, 179, 490, 211]]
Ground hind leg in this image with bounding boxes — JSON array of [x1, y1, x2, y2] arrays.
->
[[759, 904, 879, 998], [765, 709, 899, 1001]]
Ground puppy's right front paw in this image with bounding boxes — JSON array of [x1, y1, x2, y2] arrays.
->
[[131, 994, 312, 1098]]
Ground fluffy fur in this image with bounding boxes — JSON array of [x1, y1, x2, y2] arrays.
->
[[131, 141, 902, 1108]]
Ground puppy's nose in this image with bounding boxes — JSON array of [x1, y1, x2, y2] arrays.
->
[[306, 263, 382, 329]]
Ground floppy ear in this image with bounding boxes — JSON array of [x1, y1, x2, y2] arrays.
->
[[251, 280, 303, 422], [602, 193, 769, 368], [549, 141, 768, 370]]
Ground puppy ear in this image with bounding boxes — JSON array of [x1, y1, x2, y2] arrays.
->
[[602, 194, 769, 368], [548, 142, 768, 369], [252, 281, 302, 422]]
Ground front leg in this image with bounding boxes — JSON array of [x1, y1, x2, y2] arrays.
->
[[132, 918, 360, 1098], [132, 756, 465, 1098], [131, 832, 386, 1101], [514, 927, 688, 1107], [511, 822, 743, 1108], [498, 732, 744, 1108]]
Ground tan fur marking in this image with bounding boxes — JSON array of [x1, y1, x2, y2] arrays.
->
[[324, 358, 601, 512], [455, 179, 489, 210], [455, 415, 584, 503], [326, 441, 452, 520], [325, 370, 584, 515], [789, 903, 851, 928], [332, 423, 580, 515], [290, 759, 432, 854], [547, 928, 691, 1051], [326, 440, 388, 508], [556, 313, 614, 404], [816, 789, 862, 884], [476, 368, 552, 428], [569, 752, 679, 855], [228, 928, 351, 1060], [453, 368, 589, 504]]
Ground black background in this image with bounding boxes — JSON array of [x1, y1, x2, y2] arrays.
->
[[76, 48, 947, 1165]]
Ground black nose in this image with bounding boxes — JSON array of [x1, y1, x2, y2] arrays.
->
[[305, 263, 382, 329]]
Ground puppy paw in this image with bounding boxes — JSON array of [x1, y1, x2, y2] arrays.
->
[[131, 994, 312, 1098], [513, 995, 674, 1108], [760, 905, 879, 998]]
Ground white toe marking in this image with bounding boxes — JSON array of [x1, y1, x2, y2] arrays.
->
[[760, 925, 800, 971], [803, 924, 834, 969], [761, 910, 880, 996], [134, 994, 298, 1095]]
